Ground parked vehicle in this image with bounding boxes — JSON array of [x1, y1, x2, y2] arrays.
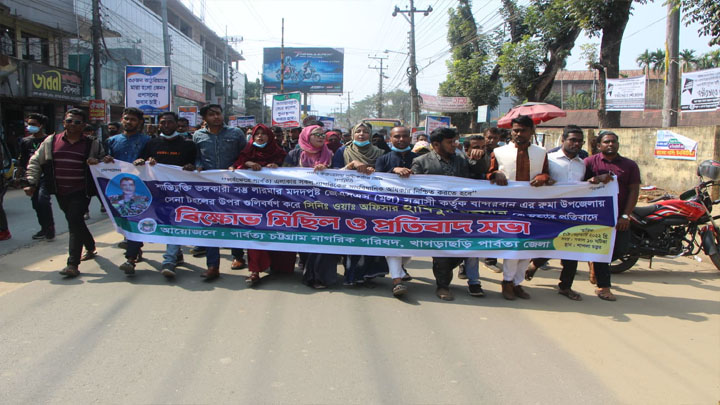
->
[[611, 160, 720, 273]]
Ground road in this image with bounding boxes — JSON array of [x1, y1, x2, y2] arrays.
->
[[0, 189, 718, 403]]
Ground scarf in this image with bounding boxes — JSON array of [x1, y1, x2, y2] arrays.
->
[[233, 124, 287, 168], [298, 125, 333, 168]]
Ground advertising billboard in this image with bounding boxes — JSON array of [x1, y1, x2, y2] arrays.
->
[[263, 47, 343, 94]]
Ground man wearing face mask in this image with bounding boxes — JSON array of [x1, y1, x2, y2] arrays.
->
[[19, 113, 55, 240], [133, 112, 197, 278]]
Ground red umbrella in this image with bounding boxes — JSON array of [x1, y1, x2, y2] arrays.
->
[[497, 102, 566, 128]]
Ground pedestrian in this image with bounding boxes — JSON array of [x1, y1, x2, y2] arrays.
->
[[230, 123, 291, 286], [133, 111, 197, 279], [18, 113, 55, 240], [375, 126, 417, 297], [584, 130, 641, 301], [324, 129, 343, 153], [411, 127, 485, 301], [456, 134, 488, 280], [0, 131, 10, 241], [192, 104, 247, 280], [487, 115, 554, 300], [525, 125, 588, 300], [547, 125, 589, 159], [24, 108, 105, 277], [371, 132, 391, 153], [283, 127, 301, 152], [482, 127, 503, 273], [176, 117, 192, 138]]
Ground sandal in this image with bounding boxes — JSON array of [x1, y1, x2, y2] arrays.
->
[[246, 272, 260, 286], [392, 283, 408, 297], [595, 288, 616, 301], [559, 288, 582, 301], [525, 268, 537, 281], [435, 287, 454, 301]]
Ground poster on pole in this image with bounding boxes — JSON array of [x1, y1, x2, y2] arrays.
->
[[477, 105, 489, 123], [680, 67, 720, 112], [89, 99, 106, 121], [272, 93, 302, 128], [178, 106, 198, 127], [262, 47, 344, 94], [318, 116, 335, 130], [605, 75, 646, 111], [125, 66, 171, 115], [654, 130, 698, 160], [425, 115, 451, 134], [419, 93, 474, 113]]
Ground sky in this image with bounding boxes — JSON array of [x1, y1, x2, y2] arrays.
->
[[183, 0, 717, 116]]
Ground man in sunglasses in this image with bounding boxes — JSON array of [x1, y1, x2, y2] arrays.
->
[[23, 109, 106, 278]]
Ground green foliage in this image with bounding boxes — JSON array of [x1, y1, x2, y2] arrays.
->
[[497, 38, 545, 98], [680, 0, 720, 46], [650, 48, 666, 73], [244, 77, 269, 122], [679, 49, 698, 72], [564, 91, 593, 109], [339, 89, 415, 125], [697, 50, 720, 69]]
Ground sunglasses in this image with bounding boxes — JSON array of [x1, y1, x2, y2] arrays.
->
[[311, 132, 326, 138], [64, 119, 84, 125]]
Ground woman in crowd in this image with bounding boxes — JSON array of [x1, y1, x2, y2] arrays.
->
[[325, 129, 343, 153], [334, 123, 389, 285], [371, 132, 391, 154], [231, 123, 294, 286], [284, 125, 338, 288]]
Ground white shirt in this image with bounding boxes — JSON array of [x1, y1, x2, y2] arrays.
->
[[548, 149, 586, 183]]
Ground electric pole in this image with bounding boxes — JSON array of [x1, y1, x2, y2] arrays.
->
[[161, 0, 172, 109], [91, 0, 102, 99], [393, 0, 432, 127], [368, 55, 388, 117], [662, 2, 680, 127], [280, 18, 285, 94]]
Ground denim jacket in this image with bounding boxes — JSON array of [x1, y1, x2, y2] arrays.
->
[[106, 133, 151, 163], [193, 126, 246, 170]]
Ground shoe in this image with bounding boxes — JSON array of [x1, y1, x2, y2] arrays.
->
[[119, 260, 136, 276], [484, 262, 503, 273], [201, 265, 219, 280], [0, 230, 11, 241], [458, 263, 468, 279], [513, 284, 530, 299], [161, 264, 176, 278], [392, 282, 408, 297], [501, 280, 516, 300], [83, 212, 90, 220], [595, 288, 616, 301], [468, 284, 485, 297], [231, 258, 247, 270], [190, 246, 206, 257], [135, 249, 143, 263], [118, 241, 128, 249], [175, 252, 185, 265], [559, 287, 582, 301], [32, 230, 46, 240], [80, 250, 97, 261], [45, 226, 55, 240], [245, 271, 260, 286], [401, 265, 412, 281], [59, 265, 80, 277], [313, 282, 327, 289], [435, 287, 454, 301]]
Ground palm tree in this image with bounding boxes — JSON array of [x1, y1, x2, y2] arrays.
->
[[636, 49, 653, 75], [698, 50, 720, 69], [650, 49, 666, 74], [679, 49, 698, 72]]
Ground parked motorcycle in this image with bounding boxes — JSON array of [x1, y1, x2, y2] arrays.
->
[[611, 160, 720, 273]]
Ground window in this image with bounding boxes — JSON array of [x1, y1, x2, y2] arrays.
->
[[0, 26, 15, 57], [21, 33, 49, 64]]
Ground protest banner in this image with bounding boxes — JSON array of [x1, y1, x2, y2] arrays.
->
[[89, 99, 106, 121], [228, 115, 238, 127], [178, 106, 198, 127], [318, 116, 335, 130], [419, 94, 474, 113], [425, 115, 451, 134], [605, 76, 646, 111], [272, 93, 302, 128], [91, 161, 618, 262], [125, 66, 171, 115], [680, 67, 720, 112], [654, 129, 698, 160], [263, 47, 344, 94], [236, 116, 257, 128]]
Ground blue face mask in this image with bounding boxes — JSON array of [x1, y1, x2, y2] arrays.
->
[[498, 141, 506, 146], [353, 140, 371, 147], [27, 125, 40, 134], [391, 145, 411, 152], [253, 141, 267, 148]]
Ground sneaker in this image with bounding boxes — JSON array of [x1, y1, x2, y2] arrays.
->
[[119, 260, 136, 275], [83, 212, 90, 220], [161, 264, 176, 278], [458, 263, 468, 279], [0, 230, 11, 241], [59, 265, 80, 277], [190, 246, 206, 257], [32, 230, 47, 240], [468, 284, 485, 297], [45, 226, 55, 240]]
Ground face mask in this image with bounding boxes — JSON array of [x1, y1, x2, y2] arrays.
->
[[27, 125, 40, 134], [177, 132, 189, 137], [253, 142, 267, 148], [498, 141, 506, 146], [391, 145, 411, 152], [353, 140, 370, 147], [160, 132, 179, 139]]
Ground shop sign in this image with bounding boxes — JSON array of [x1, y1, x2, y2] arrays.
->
[[28, 63, 82, 102], [89, 99, 106, 121], [175, 84, 206, 103]]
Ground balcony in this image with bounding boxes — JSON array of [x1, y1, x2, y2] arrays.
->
[[203, 53, 223, 80]]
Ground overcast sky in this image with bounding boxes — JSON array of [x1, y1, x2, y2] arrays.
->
[[183, 0, 716, 116]]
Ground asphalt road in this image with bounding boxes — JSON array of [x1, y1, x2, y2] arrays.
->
[[0, 191, 718, 403]]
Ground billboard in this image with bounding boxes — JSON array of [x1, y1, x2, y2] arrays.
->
[[680, 67, 720, 112], [263, 47, 344, 94], [605, 76, 646, 111], [419, 93, 474, 113], [425, 115, 451, 133]]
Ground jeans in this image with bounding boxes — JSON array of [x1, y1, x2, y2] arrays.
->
[[56, 191, 94, 266], [432, 257, 482, 289], [592, 229, 631, 289], [163, 244, 181, 266], [31, 182, 54, 230]]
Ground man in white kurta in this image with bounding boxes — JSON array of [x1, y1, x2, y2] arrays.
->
[[487, 115, 554, 300]]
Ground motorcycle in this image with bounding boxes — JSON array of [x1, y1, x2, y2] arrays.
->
[[611, 160, 720, 273]]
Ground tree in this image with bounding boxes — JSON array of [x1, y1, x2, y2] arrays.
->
[[679, 0, 720, 46], [650, 48, 666, 74], [339, 89, 414, 126], [679, 49, 698, 72], [438, 0, 502, 133], [636, 49, 653, 75], [697, 49, 720, 69], [244, 77, 269, 123], [569, 0, 646, 128]]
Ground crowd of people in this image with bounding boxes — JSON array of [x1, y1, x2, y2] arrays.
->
[[6, 104, 640, 303]]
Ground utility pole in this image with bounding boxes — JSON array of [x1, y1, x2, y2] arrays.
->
[[161, 0, 172, 109], [280, 18, 285, 94], [662, 2, 680, 127], [368, 55, 388, 117], [393, 0, 432, 127], [223, 26, 229, 114], [91, 0, 102, 99]]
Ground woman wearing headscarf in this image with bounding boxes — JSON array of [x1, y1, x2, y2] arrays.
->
[[334, 122, 389, 285], [231, 124, 294, 286], [283, 125, 339, 288], [325, 129, 343, 153], [372, 132, 391, 154]]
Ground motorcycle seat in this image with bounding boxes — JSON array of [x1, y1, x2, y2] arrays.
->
[[633, 204, 659, 218]]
